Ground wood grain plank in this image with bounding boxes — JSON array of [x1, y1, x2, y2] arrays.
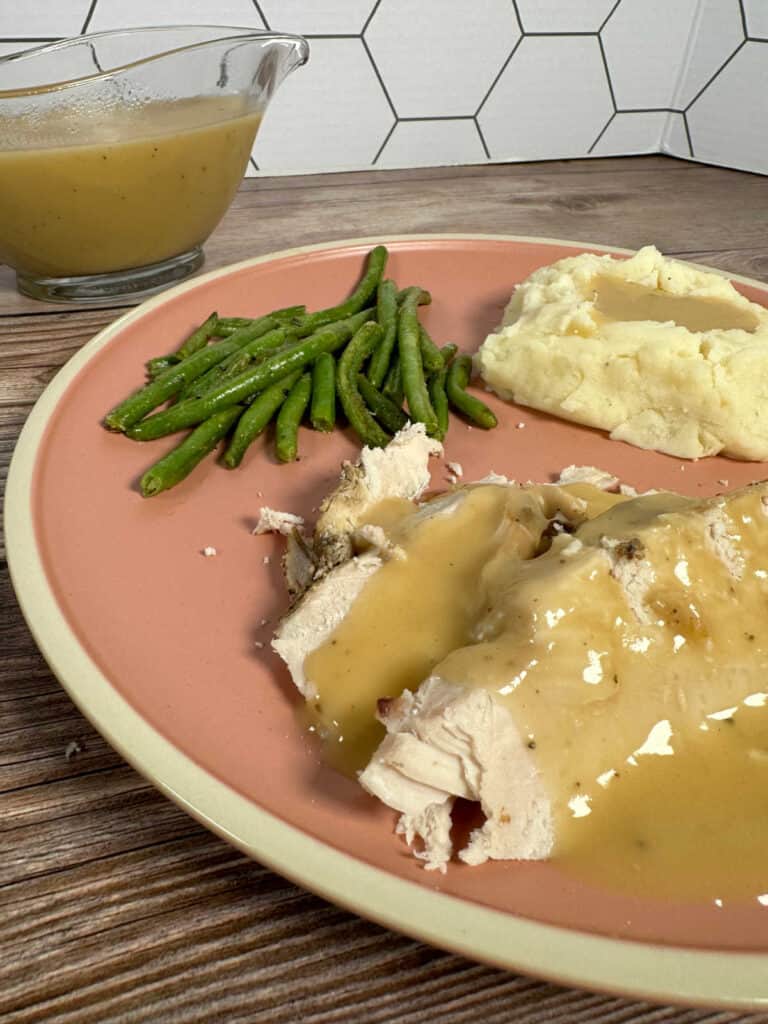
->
[[1, 825, 758, 1024], [669, 248, 768, 283], [0, 308, 125, 402]]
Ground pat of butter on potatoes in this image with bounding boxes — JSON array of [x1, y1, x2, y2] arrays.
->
[[476, 245, 768, 460]]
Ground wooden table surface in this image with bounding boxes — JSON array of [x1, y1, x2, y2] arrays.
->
[[3, 156, 768, 1023]]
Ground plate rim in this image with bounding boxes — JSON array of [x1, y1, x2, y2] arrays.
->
[[7, 232, 768, 1010]]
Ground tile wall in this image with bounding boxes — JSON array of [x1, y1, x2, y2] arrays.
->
[[1, 0, 765, 176]]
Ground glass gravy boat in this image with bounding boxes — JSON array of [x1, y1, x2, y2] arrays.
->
[[0, 27, 309, 302]]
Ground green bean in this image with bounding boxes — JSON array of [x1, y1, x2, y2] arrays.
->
[[367, 279, 398, 389], [126, 311, 373, 441], [216, 306, 305, 332], [336, 322, 390, 448], [177, 368, 220, 404], [426, 344, 460, 441], [440, 343, 458, 365], [396, 287, 431, 308], [382, 359, 403, 406], [275, 373, 312, 463], [278, 305, 308, 323], [299, 245, 387, 334], [178, 324, 298, 402], [221, 334, 300, 379], [446, 354, 498, 430], [105, 324, 272, 433], [145, 356, 178, 378], [223, 373, 302, 468], [144, 311, 219, 378], [140, 406, 242, 498], [215, 317, 255, 332], [428, 365, 450, 441], [419, 324, 445, 374], [357, 374, 408, 434], [397, 287, 438, 435], [310, 352, 336, 432], [175, 312, 221, 360]]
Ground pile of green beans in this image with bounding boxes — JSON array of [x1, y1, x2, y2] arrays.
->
[[103, 244, 498, 497]]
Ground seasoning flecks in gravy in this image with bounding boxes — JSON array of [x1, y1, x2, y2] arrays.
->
[[305, 478, 768, 901], [0, 95, 260, 276], [591, 274, 760, 333]]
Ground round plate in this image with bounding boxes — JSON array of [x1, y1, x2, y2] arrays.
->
[[8, 235, 768, 1009]]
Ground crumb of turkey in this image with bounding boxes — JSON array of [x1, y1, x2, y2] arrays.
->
[[556, 464, 619, 490], [253, 508, 305, 536]]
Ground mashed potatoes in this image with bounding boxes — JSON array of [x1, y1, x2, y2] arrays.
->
[[476, 245, 768, 460]]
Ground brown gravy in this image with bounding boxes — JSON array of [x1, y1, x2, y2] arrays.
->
[[592, 274, 759, 333], [304, 480, 768, 901], [0, 96, 260, 276]]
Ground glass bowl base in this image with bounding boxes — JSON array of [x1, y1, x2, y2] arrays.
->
[[16, 247, 204, 303]]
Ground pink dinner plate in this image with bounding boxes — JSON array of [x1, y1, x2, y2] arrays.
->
[[7, 235, 768, 1009]]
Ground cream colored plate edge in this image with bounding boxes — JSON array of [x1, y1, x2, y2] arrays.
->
[[6, 234, 768, 1010]]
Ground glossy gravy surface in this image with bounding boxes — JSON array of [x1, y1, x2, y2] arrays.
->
[[592, 274, 759, 333], [304, 485, 578, 771], [305, 482, 615, 770], [0, 96, 260, 275], [306, 479, 768, 900]]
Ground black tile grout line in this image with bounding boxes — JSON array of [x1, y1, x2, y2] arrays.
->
[[677, 119, 693, 159], [509, 0, 523, 34], [474, 34, 523, 118], [597, 33, 617, 112], [587, 112, 616, 155], [738, 0, 748, 38], [360, 35, 399, 121], [473, 117, 491, 160], [398, 115, 477, 123], [522, 31, 607, 37], [249, 157, 259, 172], [303, 34, 364, 39], [361, 0, 384, 36], [599, 0, 624, 33], [80, 0, 98, 35], [251, 0, 269, 30], [682, 110, 695, 159], [684, 36, 747, 110], [0, 37, 60, 43], [371, 120, 397, 166], [748, 35, 768, 41], [615, 106, 685, 114], [86, 40, 104, 72]]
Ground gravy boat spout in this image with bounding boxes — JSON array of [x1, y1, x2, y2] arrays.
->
[[0, 27, 310, 302]]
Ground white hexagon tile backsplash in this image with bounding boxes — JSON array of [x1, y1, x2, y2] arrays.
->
[[0, 0, 765, 175]]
